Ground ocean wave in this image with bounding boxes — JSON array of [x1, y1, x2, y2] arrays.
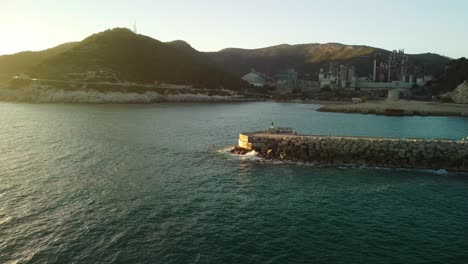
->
[[0, 216, 13, 226], [217, 146, 264, 161]]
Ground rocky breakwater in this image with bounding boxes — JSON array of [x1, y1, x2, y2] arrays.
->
[[237, 133, 468, 172]]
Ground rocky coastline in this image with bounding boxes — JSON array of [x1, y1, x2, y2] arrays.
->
[[318, 100, 468, 117], [236, 133, 468, 172]]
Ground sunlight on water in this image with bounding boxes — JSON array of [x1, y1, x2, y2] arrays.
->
[[1, 102, 468, 263]]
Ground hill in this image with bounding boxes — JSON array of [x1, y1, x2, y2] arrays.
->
[[206, 43, 450, 78], [410, 53, 452, 77], [27, 28, 244, 90], [0, 42, 78, 79], [165, 40, 195, 50], [429, 57, 468, 94], [0, 31, 452, 93]]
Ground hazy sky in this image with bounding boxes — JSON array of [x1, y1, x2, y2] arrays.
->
[[1, 0, 467, 58]]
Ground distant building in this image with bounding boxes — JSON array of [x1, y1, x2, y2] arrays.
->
[[241, 68, 307, 94], [297, 80, 319, 91], [318, 65, 335, 88], [242, 69, 269, 87], [373, 50, 427, 84], [318, 63, 356, 89], [388, 88, 412, 100], [275, 68, 298, 90], [318, 49, 432, 90]]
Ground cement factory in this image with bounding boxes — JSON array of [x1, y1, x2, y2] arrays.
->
[[242, 49, 433, 92]]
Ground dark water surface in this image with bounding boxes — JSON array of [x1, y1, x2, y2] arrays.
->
[[1, 102, 468, 263]]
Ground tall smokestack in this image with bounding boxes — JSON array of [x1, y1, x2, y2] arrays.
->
[[373, 60, 376, 81]]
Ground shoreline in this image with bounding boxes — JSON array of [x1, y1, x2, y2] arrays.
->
[[270, 98, 348, 106], [0, 83, 465, 113], [0, 84, 345, 105], [0, 85, 254, 104], [318, 100, 468, 117], [0, 97, 348, 105]]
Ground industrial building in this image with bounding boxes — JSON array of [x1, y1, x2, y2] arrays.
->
[[373, 50, 418, 83], [241, 69, 270, 87], [318, 63, 356, 89], [242, 68, 300, 91], [319, 49, 432, 90], [244, 49, 433, 92], [371, 50, 432, 88], [274, 69, 298, 90]]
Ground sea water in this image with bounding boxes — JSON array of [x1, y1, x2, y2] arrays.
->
[[1, 102, 467, 263]]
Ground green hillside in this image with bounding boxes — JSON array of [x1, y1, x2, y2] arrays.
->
[[429, 57, 468, 94], [0, 42, 77, 78], [28, 28, 244, 90], [1, 29, 452, 92]]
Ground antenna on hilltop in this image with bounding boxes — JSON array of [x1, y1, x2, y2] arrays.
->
[[133, 20, 138, 34]]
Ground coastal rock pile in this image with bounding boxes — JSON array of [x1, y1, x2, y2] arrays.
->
[[450, 81, 468, 104], [247, 136, 468, 171], [231, 146, 251, 155]]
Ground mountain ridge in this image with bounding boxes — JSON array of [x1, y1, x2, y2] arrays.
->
[[0, 42, 78, 79], [206, 43, 450, 78], [25, 28, 244, 90], [0, 29, 452, 88]]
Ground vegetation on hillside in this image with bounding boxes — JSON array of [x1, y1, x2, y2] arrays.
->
[[428, 57, 468, 94], [206, 43, 450, 79], [0, 28, 453, 94], [28, 28, 245, 90], [0, 42, 77, 77], [410, 53, 452, 78]]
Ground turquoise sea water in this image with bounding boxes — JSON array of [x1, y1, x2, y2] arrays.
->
[[1, 102, 468, 263]]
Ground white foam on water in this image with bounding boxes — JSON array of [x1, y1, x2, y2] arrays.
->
[[434, 169, 449, 175], [0, 216, 13, 226], [230, 150, 263, 161], [216, 146, 465, 175], [241, 150, 262, 161], [216, 146, 264, 162], [216, 146, 234, 154]]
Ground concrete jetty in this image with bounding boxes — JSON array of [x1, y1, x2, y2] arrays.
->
[[236, 131, 468, 172]]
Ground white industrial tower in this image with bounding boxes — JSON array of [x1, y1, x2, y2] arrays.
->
[[132, 21, 138, 34]]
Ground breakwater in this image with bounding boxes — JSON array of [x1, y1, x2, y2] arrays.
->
[[236, 132, 468, 172], [317, 101, 468, 117]]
